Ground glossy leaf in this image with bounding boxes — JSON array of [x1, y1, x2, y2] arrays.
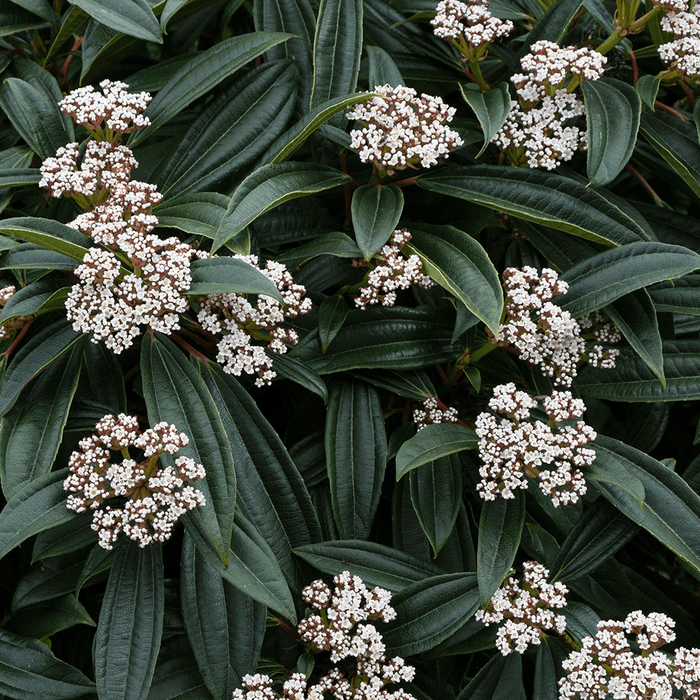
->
[[409, 454, 462, 556], [0, 244, 75, 271], [213, 163, 350, 252], [326, 377, 386, 539], [383, 573, 480, 656], [268, 352, 329, 401], [459, 82, 511, 158], [650, 274, 700, 315], [158, 61, 297, 197], [140, 334, 236, 564], [129, 32, 293, 146], [405, 222, 503, 336], [0, 628, 95, 699], [318, 295, 349, 352], [187, 257, 284, 301], [477, 492, 525, 605], [0, 343, 81, 498], [453, 653, 512, 700], [520, 0, 582, 54], [396, 423, 478, 480], [0, 469, 74, 562], [0, 280, 69, 324], [367, 45, 404, 87], [417, 166, 649, 246], [582, 77, 641, 186], [293, 540, 445, 591], [636, 74, 660, 110], [0, 217, 90, 261], [274, 231, 361, 268], [95, 541, 164, 700], [592, 436, 700, 575], [153, 192, 228, 237], [44, 6, 88, 65], [68, 0, 161, 42], [558, 242, 700, 317], [351, 184, 404, 260]]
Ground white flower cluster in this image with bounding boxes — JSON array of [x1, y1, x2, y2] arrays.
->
[[197, 256, 312, 387], [347, 85, 463, 174], [431, 0, 514, 52], [63, 413, 206, 550], [413, 396, 459, 430], [659, 5, 700, 79], [653, 0, 688, 10], [0, 285, 16, 340], [577, 312, 621, 369], [355, 230, 434, 309], [475, 383, 595, 505], [559, 611, 700, 700], [476, 561, 568, 655], [499, 267, 618, 386], [492, 42, 606, 169], [58, 79, 151, 135], [232, 572, 415, 700]]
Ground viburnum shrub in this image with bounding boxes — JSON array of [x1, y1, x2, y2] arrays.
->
[[2, 1, 700, 699]]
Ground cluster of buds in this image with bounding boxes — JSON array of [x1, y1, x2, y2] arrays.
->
[[499, 267, 618, 386], [347, 85, 463, 175], [196, 256, 312, 387], [413, 396, 459, 430], [232, 572, 415, 700], [63, 414, 206, 550], [492, 42, 607, 169], [559, 611, 700, 699], [354, 230, 434, 309], [431, 0, 514, 61], [476, 561, 568, 655], [577, 312, 621, 369], [475, 383, 595, 505], [659, 4, 700, 80]]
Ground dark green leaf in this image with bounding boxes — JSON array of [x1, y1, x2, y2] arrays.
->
[[0, 343, 80, 498], [0, 469, 74, 562], [141, 334, 236, 564], [325, 376, 386, 539], [294, 540, 445, 591], [0, 243, 75, 271], [583, 77, 641, 187], [95, 541, 164, 700], [558, 242, 700, 317], [406, 222, 503, 336], [187, 256, 284, 301], [318, 295, 349, 352], [44, 6, 88, 64], [129, 32, 293, 146], [0, 168, 40, 187], [453, 653, 511, 700], [477, 491, 525, 605], [636, 74, 661, 110], [0, 217, 90, 261], [7, 593, 94, 638], [410, 454, 462, 556], [349, 368, 435, 401], [68, 0, 161, 42], [213, 163, 350, 252], [0, 628, 95, 699], [154, 192, 228, 237], [533, 639, 560, 700], [384, 573, 480, 656], [366, 45, 404, 87], [459, 82, 511, 158], [351, 184, 404, 260], [418, 166, 650, 246], [8, 0, 59, 25], [0, 280, 69, 324], [649, 274, 700, 315], [267, 352, 329, 401], [519, 0, 582, 54], [274, 231, 361, 269], [32, 513, 96, 562]]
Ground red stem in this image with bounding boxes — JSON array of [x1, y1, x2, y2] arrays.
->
[[654, 100, 688, 120], [627, 47, 639, 87], [170, 333, 210, 364], [59, 37, 82, 85], [3, 319, 33, 358]]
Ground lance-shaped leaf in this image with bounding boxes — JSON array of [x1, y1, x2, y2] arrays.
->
[[0, 319, 83, 417], [383, 573, 480, 656], [67, 0, 161, 42], [140, 334, 236, 564], [181, 535, 265, 699], [95, 541, 164, 700], [519, 0, 582, 54], [0, 244, 76, 271], [367, 45, 404, 88], [0, 217, 90, 260], [129, 32, 293, 146], [636, 74, 661, 110], [325, 377, 387, 540], [158, 61, 298, 197], [557, 242, 700, 317], [290, 307, 460, 373], [0, 469, 74, 562], [477, 492, 525, 606], [405, 222, 503, 336], [274, 232, 361, 269], [294, 540, 445, 591], [453, 653, 513, 700], [0, 168, 40, 187], [606, 289, 664, 386], [590, 436, 700, 576], [640, 106, 700, 199], [213, 163, 350, 252], [44, 5, 88, 64], [0, 281, 69, 325], [396, 423, 478, 480], [417, 166, 649, 246], [310, 0, 362, 114], [583, 77, 641, 187], [650, 275, 700, 315], [351, 184, 404, 260], [318, 295, 349, 352], [153, 192, 228, 238], [0, 343, 81, 499], [0, 628, 95, 699], [186, 257, 284, 301], [459, 82, 511, 158], [409, 454, 462, 556]]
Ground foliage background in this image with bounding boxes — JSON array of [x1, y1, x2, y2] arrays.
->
[[1, 0, 700, 698]]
